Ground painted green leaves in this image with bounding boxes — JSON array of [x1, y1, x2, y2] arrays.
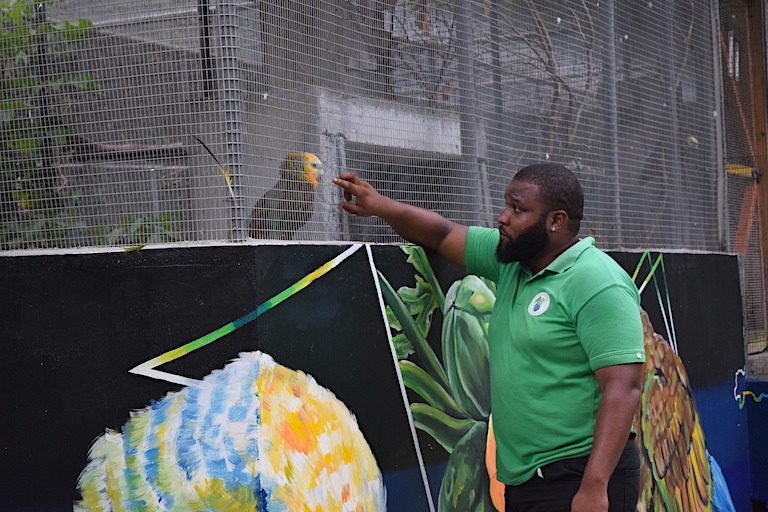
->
[[380, 268, 448, 389], [385, 245, 445, 360], [400, 360, 465, 420], [380, 246, 496, 512]]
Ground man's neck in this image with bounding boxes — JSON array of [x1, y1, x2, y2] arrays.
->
[[525, 235, 580, 275]]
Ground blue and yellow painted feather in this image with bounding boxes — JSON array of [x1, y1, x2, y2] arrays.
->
[[75, 351, 386, 512]]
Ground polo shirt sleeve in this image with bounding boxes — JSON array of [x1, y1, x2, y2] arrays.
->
[[464, 226, 501, 282], [575, 284, 645, 370]]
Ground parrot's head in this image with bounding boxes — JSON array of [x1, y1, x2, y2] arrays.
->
[[281, 152, 323, 190]]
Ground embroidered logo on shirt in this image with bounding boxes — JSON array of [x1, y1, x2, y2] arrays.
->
[[528, 292, 550, 316]]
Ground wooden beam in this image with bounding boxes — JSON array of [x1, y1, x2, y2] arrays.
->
[[746, 0, 768, 329]]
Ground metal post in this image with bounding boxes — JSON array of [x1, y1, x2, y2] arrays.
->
[[218, 1, 246, 241], [664, 0, 689, 246], [318, 133, 348, 241], [455, 0, 483, 225], [606, 0, 622, 245], [149, 168, 161, 243], [198, 0, 216, 96], [711, 0, 728, 250], [485, 0, 505, 220], [33, 2, 54, 192]]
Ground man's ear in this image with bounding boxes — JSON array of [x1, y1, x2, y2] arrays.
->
[[549, 210, 569, 232]]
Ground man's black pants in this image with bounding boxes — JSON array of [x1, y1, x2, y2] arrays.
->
[[504, 438, 641, 512]]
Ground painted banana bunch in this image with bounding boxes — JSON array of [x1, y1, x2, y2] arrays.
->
[[380, 246, 495, 512]]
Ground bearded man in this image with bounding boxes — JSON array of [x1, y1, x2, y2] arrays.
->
[[334, 163, 645, 512]]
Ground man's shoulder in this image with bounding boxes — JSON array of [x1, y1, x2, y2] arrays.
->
[[576, 244, 625, 272], [567, 245, 636, 292]]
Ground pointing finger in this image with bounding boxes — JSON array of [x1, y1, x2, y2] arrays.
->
[[332, 176, 349, 188], [339, 201, 362, 216], [333, 176, 357, 200]]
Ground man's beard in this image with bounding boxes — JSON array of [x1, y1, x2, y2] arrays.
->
[[496, 214, 549, 264]]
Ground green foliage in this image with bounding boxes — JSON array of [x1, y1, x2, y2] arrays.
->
[[0, 1, 97, 249], [0, 2, 156, 250], [410, 403, 477, 455], [399, 360, 466, 418], [96, 213, 181, 246]]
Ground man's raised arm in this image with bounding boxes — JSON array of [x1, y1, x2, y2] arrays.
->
[[333, 172, 468, 266]]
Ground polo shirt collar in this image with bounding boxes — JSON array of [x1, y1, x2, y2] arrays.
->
[[545, 236, 594, 274], [523, 237, 595, 278]]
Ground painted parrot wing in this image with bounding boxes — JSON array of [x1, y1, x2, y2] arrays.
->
[[634, 309, 712, 511]]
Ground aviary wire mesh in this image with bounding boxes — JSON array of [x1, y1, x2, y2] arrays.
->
[[719, 0, 768, 377], [0, 0, 724, 250]]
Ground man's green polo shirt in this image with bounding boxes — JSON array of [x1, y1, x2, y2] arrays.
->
[[465, 227, 644, 485]]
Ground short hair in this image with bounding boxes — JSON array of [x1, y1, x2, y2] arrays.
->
[[513, 163, 584, 230]]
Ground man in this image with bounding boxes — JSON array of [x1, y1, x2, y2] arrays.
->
[[333, 163, 644, 512]]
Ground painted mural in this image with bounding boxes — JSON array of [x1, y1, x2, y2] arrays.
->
[[615, 251, 750, 511], [67, 244, 427, 512], [630, 254, 734, 512], [374, 247, 744, 512], [75, 351, 385, 511], [376, 246, 494, 510], [0, 244, 434, 511], [0, 243, 753, 511], [635, 310, 731, 512]]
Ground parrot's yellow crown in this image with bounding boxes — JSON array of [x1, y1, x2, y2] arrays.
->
[[281, 152, 323, 189]]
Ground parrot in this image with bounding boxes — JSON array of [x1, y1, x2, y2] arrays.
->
[[248, 153, 323, 240], [74, 351, 385, 512], [633, 309, 732, 511]]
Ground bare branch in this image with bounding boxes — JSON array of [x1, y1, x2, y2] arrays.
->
[[564, 0, 597, 149], [673, 0, 696, 91]]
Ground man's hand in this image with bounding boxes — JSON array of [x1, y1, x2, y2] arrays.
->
[[333, 171, 468, 265], [333, 172, 387, 217], [573, 362, 642, 512], [572, 482, 609, 512]]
